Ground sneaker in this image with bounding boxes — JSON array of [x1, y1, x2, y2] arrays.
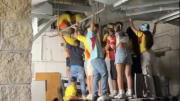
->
[[114, 93, 125, 99], [86, 94, 92, 100], [109, 91, 117, 97], [126, 91, 133, 99], [97, 94, 110, 101], [82, 95, 87, 100]]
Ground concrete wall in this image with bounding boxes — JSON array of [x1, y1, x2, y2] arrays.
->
[[31, 80, 46, 101], [32, 31, 67, 80], [0, 0, 32, 101]]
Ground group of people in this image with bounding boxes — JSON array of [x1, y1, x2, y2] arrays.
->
[[57, 13, 159, 101]]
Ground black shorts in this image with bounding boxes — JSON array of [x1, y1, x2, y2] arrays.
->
[[110, 60, 117, 80], [66, 57, 70, 67]]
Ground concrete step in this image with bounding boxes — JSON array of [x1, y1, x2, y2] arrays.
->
[[112, 96, 178, 101], [70, 96, 178, 101]]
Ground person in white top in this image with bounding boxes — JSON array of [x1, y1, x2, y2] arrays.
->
[[114, 22, 133, 99]]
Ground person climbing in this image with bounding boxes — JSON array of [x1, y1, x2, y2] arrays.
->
[[129, 18, 158, 97], [73, 23, 94, 100], [56, 12, 75, 79], [58, 29, 86, 99]]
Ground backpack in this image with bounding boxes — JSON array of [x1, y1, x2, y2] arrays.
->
[[143, 31, 154, 50]]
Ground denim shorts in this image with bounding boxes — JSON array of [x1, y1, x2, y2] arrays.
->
[[115, 48, 133, 65]]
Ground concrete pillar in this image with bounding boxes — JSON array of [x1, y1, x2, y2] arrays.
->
[[0, 0, 32, 101]]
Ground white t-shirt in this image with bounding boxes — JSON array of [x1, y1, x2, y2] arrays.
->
[[115, 32, 129, 47]]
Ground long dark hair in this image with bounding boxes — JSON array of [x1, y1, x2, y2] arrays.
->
[[115, 22, 123, 31], [126, 27, 142, 74], [126, 27, 140, 55], [143, 31, 154, 50]]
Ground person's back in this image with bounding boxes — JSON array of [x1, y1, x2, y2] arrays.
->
[[66, 40, 86, 99], [143, 31, 154, 50], [86, 14, 110, 101], [126, 27, 142, 74], [86, 29, 104, 60], [58, 30, 86, 99], [129, 18, 158, 97], [66, 41, 84, 67]]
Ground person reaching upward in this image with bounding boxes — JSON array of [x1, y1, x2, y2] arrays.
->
[[129, 18, 158, 97], [58, 30, 86, 99], [73, 24, 94, 100], [114, 22, 133, 99], [86, 14, 110, 101]]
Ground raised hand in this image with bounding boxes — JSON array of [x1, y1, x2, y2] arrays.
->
[[58, 31, 63, 37], [154, 21, 159, 25], [129, 18, 132, 22]]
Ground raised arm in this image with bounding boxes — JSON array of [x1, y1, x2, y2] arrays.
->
[[73, 31, 81, 39], [129, 18, 138, 34], [152, 22, 158, 36], [58, 31, 67, 44], [90, 14, 94, 30]]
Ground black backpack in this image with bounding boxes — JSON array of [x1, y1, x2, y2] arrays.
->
[[143, 31, 154, 50]]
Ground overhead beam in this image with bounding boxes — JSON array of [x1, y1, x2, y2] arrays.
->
[[32, 0, 48, 7], [53, 3, 91, 13], [32, 13, 53, 19], [49, 0, 87, 6], [32, 2, 53, 15], [94, 0, 118, 5], [113, 0, 128, 8], [153, 10, 180, 22], [33, 16, 57, 42], [126, 7, 179, 16], [165, 14, 180, 22], [119, 0, 179, 10]]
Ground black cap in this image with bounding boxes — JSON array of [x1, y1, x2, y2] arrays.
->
[[71, 76, 77, 82]]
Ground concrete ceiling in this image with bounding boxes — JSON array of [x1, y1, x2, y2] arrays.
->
[[95, 0, 180, 25], [31, 0, 179, 41], [32, 0, 48, 6], [31, 0, 180, 26]]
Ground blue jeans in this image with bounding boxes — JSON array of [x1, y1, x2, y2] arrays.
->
[[91, 58, 108, 96], [69, 65, 86, 95]]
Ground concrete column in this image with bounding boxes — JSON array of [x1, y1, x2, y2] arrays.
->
[[0, 0, 32, 101]]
